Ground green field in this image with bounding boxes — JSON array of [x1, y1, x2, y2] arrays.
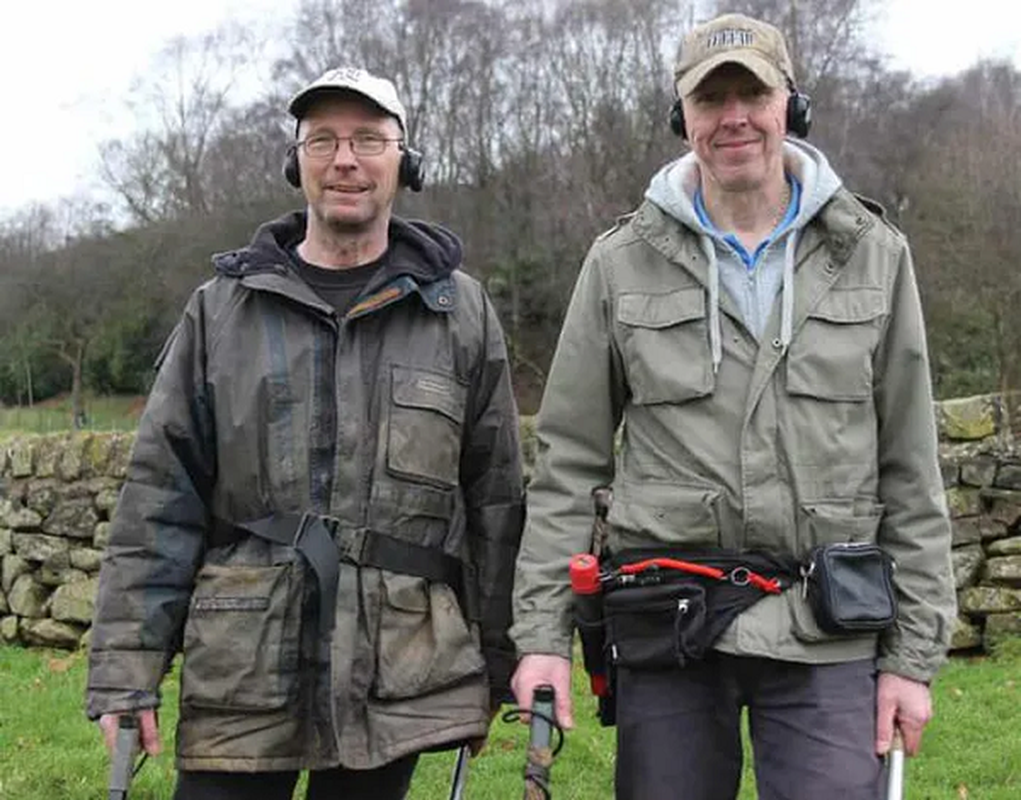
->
[[0, 394, 143, 439], [0, 641, 1018, 799]]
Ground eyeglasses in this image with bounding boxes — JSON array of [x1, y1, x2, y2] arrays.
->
[[297, 132, 403, 158]]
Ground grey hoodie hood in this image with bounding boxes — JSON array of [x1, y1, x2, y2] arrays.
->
[[644, 139, 842, 371]]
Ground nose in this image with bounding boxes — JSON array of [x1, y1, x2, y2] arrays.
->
[[719, 95, 751, 127], [331, 139, 359, 169]]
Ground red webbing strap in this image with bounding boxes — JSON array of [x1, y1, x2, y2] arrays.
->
[[616, 557, 783, 595]]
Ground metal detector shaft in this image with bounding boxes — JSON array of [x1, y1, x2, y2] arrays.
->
[[524, 685, 557, 800], [448, 744, 471, 800], [108, 715, 139, 800], [886, 730, 905, 800]]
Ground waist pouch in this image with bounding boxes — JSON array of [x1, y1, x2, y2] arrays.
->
[[803, 543, 897, 635], [602, 547, 798, 670]]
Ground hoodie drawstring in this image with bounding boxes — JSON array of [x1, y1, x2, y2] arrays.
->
[[699, 235, 723, 373]]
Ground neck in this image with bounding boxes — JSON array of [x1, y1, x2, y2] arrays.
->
[[299, 214, 390, 269], [701, 172, 790, 249]]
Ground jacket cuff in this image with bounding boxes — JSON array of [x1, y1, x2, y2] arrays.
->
[[877, 635, 948, 684], [509, 612, 573, 659], [86, 649, 169, 720]]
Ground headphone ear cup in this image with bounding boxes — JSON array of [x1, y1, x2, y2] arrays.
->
[[669, 99, 686, 139], [283, 146, 301, 188], [399, 147, 425, 192], [786, 91, 812, 138]]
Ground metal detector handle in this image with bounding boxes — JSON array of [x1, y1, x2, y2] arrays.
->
[[448, 744, 471, 800], [885, 729, 905, 800], [523, 684, 557, 799], [108, 715, 139, 800]]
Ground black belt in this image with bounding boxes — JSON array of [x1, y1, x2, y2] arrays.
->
[[211, 513, 465, 636]]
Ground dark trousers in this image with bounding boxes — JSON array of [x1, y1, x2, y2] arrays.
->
[[615, 654, 884, 800], [172, 754, 418, 800]]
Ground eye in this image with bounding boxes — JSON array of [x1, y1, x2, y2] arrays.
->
[[354, 132, 386, 145], [305, 134, 337, 155]]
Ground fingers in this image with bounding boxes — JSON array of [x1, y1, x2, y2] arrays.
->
[[874, 691, 897, 756], [138, 708, 162, 755], [98, 714, 119, 755], [898, 717, 926, 757], [554, 684, 574, 730], [510, 654, 575, 730]]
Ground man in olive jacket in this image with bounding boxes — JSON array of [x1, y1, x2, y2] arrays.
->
[[511, 14, 955, 800], [87, 67, 524, 799]]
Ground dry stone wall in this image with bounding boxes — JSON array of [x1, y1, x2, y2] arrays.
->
[[1, 392, 1019, 653]]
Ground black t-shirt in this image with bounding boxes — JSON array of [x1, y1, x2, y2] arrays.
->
[[288, 246, 387, 316]]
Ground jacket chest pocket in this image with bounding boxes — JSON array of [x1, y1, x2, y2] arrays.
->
[[387, 365, 466, 488], [786, 288, 886, 401], [617, 288, 715, 405]]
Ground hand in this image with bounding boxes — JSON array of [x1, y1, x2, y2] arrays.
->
[[511, 654, 574, 729], [875, 672, 932, 756], [99, 709, 162, 757]]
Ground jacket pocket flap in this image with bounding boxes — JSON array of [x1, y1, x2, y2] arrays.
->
[[391, 365, 465, 422], [807, 287, 886, 324], [618, 288, 705, 329]]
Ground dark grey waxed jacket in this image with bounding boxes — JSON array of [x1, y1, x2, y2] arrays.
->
[[87, 211, 525, 771]]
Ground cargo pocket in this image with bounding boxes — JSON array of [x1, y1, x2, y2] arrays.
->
[[787, 288, 886, 401], [607, 482, 722, 547], [798, 501, 884, 549], [617, 288, 714, 405], [604, 581, 708, 669], [387, 365, 466, 488], [181, 562, 303, 711], [373, 572, 485, 700]]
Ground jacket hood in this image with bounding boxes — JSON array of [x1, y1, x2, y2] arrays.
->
[[642, 139, 843, 371], [644, 138, 842, 233], [213, 210, 463, 285]]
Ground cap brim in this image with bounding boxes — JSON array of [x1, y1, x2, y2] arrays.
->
[[288, 86, 405, 131], [677, 51, 787, 97]]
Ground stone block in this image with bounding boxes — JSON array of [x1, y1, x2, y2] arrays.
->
[[0, 588, 7, 615], [58, 434, 91, 481], [939, 459, 960, 489], [39, 564, 87, 588], [984, 612, 1021, 646], [958, 585, 1021, 615], [987, 536, 1021, 557], [93, 522, 112, 551], [107, 435, 134, 478], [9, 439, 34, 477], [78, 626, 92, 651], [0, 528, 11, 554], [2, 555, 30, 593], [25, 480, 60, 517], [951, 517, 987, 546], [995, 463, 1021, 491], [4, 504, 43, 531], [949, 615, 983, 650], [13, 533, 69, 563], [69, 547, 104, 573], [0, 615, 18, 642], [960, 457, 998, 488], [34, 436, 65, 479], [8, 573, 51, 618], [938, 395, 999, 441], [951, 545, 984, 589], [982, 556, 1021, 588], [95, 489, 121, 518], [982, 489, 1021, 530], [43, 498, 99, 539], [19, 618, 83, 649], [84, 435, 116, 477], [945, 487, 982, 519], [51, 577, 99, 624]]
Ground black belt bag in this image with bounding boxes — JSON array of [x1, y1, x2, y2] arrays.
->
[[802, 542, 897, 635], [601, 548, 799, 671]]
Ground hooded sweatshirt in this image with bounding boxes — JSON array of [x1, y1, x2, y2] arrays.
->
[[644, 139, 843, 370]]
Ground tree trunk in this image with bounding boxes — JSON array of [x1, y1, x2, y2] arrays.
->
[[71, 340, 86, 430]]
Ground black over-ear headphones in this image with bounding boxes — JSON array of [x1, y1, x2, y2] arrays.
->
[[668, 85, 812, 140], [283, 142, 425, 192]]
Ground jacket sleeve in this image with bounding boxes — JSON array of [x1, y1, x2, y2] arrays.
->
[[510, 244, 626, 658], [86, 288, 216, 720], [461, 289, 526, 704], [873, 241, 956, 683]]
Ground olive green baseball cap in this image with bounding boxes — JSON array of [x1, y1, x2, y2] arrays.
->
[[674, 13, 795, 97]]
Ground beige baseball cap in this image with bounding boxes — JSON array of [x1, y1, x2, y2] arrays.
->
[[288, 67, 407, 132], [674, 13, 795, 97]]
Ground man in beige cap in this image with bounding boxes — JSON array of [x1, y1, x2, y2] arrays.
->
[[87, 66, 525, 799], [511, 13, 954, 799]]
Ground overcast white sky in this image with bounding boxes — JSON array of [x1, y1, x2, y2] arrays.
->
[[1, 0, 1019, 218]]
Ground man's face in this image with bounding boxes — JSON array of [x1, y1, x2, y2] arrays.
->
[[681, 63, 787, 193], [297, 94, 403, 234]]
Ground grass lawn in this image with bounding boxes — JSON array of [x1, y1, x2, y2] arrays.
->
[[0, 394, 143, 439], [0, 641, 1018, 799]]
